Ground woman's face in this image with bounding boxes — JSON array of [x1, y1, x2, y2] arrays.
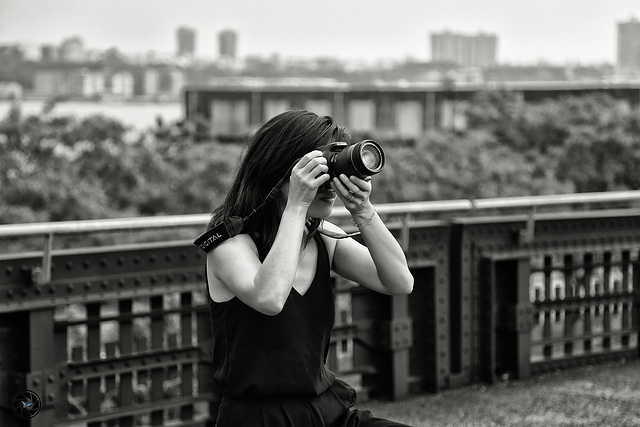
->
[[306, 186, 337, 219], [279, 182, 337, 219]]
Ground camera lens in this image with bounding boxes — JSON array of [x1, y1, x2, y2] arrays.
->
[[359, 142, 384, 171], [330, 139, 385, 179]]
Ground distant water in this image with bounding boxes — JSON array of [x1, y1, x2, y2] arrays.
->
[[0, 99, 183, 130]]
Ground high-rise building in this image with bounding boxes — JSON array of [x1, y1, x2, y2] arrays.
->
[[617, 17, 640, 69], [430, 31, 497, 68], [219, 29, 238, 60], [177, 26, 196, 57], [58, 36, 85, 62]]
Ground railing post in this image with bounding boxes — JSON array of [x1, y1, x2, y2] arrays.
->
[[27, 308, 66, 427], [390, 295, 412, 400], [389, 212, 413, 400]]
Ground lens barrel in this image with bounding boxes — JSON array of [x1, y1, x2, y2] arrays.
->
[[330, 139, 385, 179]]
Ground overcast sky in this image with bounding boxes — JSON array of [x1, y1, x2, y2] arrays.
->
[[0, 0, 638, 64]]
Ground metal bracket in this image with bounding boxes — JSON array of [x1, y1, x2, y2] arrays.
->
[[25, 366, 67, 408], [389, 318, 413, 350], [354, 318, 413, 351]]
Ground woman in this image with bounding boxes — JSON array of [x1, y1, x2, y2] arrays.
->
[[200, 110, 414, 426]]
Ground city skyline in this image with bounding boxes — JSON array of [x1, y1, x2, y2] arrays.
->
[[0, 0, 639, 65]]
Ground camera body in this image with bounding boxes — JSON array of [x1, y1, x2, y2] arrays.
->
[[319, 139, 385, 180]]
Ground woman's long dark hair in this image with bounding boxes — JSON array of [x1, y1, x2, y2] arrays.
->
[[208, 110, 351, 258]]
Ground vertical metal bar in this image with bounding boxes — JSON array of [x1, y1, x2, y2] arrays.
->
[[563, 255, 574, 356], [481, 258, 496, 384], [41, 233, 54, 284], [515, 257, 532, 379], [583, 306, 593, 353], [388, 213, 412, 400], [53, 312, 68, 421], [583, 254, 593, 352], [119, 299, 134, 427], [542, 256, 553, 358], [400, 213, 411, 253], [150, 295, 164, 425], [180, 292, 194, 422], [105, 342, 117, 417], [602, 253, 612, 349], [86, 303, 101, 427], [391, 295, 410, 400], [28, 309, 56, 427]]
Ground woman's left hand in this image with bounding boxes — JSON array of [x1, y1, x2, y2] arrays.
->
[[331, 174, 374, 218]]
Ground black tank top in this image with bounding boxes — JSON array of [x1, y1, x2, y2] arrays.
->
[[208, 233, 336, 399]]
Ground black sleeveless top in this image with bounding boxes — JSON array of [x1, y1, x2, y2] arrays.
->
[[208, 233, 336, 399]]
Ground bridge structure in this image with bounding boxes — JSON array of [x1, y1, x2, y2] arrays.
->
[[184, 80, 640, 140], [1, 191, 639, 426]]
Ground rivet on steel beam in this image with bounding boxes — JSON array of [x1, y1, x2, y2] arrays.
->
[[118, 280, 125, 288], [100, 258, 108, 267], [66, 261, 73, 270], [117, 257, 125, 266], [5, 266, 13, 275], [84, 282, 91, 290], [101, 280, 109, 289], [67, 283, 74, 292], [7, 290, 13, 298]]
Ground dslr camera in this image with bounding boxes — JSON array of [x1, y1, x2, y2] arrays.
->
[[319, 140, 385, 180]]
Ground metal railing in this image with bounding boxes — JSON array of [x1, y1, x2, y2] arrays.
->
[[1, 190, 639, 426], [2, 190, 639, 283]]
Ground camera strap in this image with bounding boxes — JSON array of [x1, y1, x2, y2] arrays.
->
[[193, 216, 244, 253], [193, 172, 290, 254]]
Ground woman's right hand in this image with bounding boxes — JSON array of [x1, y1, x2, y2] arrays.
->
[[287, 150, 330, 208]]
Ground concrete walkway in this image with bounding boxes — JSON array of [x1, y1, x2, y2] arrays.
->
[[359, 357, 640, 426]]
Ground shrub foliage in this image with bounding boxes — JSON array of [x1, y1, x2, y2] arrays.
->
[[1, 92, 639, 224]]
